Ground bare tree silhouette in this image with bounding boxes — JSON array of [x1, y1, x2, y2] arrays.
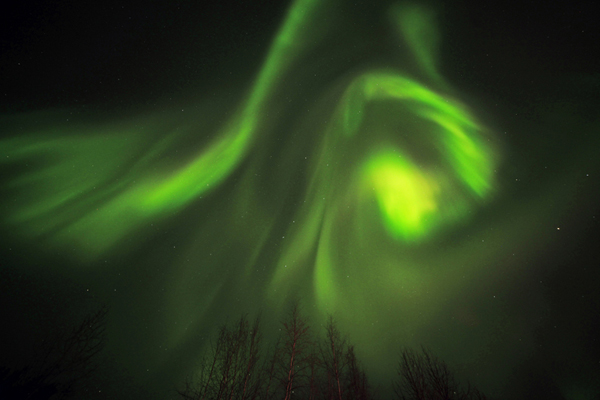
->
[[278, 301, 313, 400], [178, 315, 263, 400], [394, 347, 487, 400], [178, 305, 381, 400], [345, 345, 372, 400], [306, 340, 321, 400], [0, 305, 107, 400], [260, 336, 281, 400]]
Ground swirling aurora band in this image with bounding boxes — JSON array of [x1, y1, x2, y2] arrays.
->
[[0, 0, 501, 319]]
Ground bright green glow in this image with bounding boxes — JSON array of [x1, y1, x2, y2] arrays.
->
[[365, 151, 439, 240], [335, 71, 496, 240], [0, 0, 498, 304], [2, 0, 496, 333], [1, 4, 498, 308], [267, 66, 497, 304]]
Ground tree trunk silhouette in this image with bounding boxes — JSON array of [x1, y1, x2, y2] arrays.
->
[[321, 316, 346, 400], [280, 301, 311, 400], [345, 345, 372, 400]]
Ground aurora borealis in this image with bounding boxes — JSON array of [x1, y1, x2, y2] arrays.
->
[[1, 0, 599, 399]]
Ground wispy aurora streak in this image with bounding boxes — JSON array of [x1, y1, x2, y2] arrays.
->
[[1, 0, 328, 254]]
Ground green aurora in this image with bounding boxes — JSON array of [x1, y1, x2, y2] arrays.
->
[[1, 0, 599, 399]]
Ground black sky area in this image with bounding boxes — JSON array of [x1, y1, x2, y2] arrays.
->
[[1, 0, 600, 399], [2, 1, 598, 111]]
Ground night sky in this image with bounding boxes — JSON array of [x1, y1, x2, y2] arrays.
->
[[1, 0, 599, 399]]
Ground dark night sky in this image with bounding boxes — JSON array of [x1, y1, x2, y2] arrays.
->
[[1, 0, 599, 399]]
